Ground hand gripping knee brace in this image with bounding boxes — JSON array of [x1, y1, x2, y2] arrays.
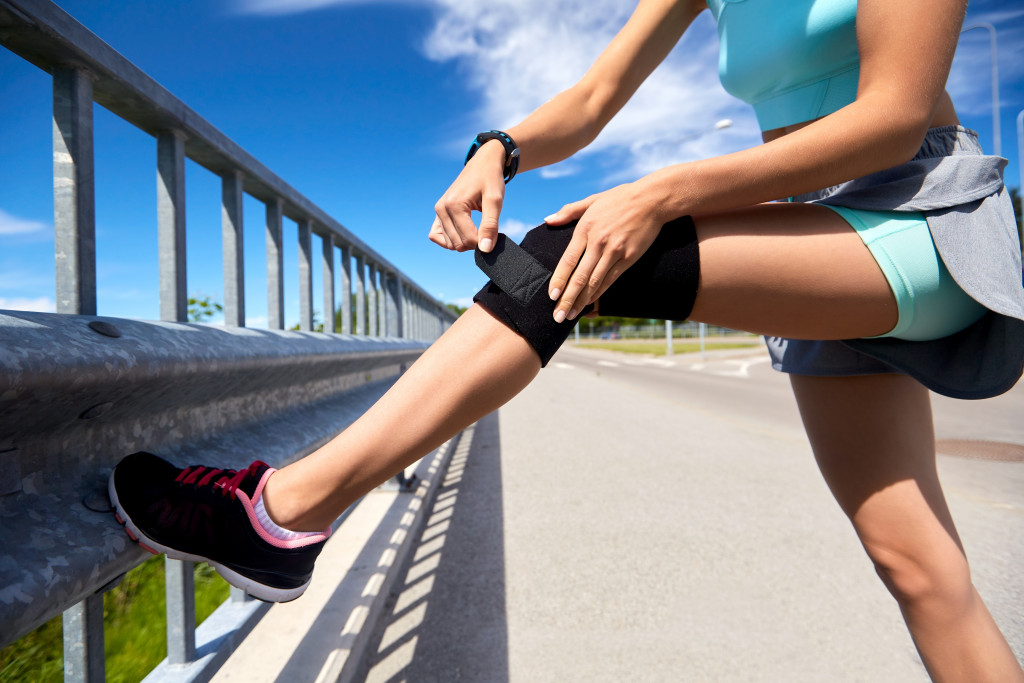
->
[[472, 216, 699, 366]]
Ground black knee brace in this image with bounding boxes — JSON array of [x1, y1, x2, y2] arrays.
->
[[473, 216, 699, 366]]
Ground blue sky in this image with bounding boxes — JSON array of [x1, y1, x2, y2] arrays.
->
[[1, 0, 1022, 326]]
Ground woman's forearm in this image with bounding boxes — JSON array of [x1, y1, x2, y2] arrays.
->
[[636, 96, 934, 222], [502, 86, 607, 173]]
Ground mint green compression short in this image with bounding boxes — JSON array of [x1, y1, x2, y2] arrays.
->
[[824, 206, 987, 341]]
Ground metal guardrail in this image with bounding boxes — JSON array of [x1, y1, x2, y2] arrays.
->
[[0, 0, 458, 680]]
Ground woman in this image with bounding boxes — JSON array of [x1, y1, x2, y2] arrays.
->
[[110, 0, 1024, 678]]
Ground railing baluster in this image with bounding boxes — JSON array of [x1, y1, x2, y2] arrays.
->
[[266, 198, 284, 329], [355, 253, 366, 335], [62, 595, 104, 683], [322, 234, 336, 332], [165, 558, 197, 664], [388, 275, 403, 338], [53, 67, 96, 316], [367, 263, 378, 336], [339, 244, 352, 335], [157, 130, 187, 322], [413, 295, 422, 340], [403, 280, 411, 339], [222, 170, 245, 327], [298, 218, 313, 331], [377, 268, 388, 337]]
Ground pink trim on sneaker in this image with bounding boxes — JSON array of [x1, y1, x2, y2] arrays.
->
[[236, 467, 331, 549]]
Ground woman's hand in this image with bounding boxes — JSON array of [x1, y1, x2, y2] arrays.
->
[[544, 181, 669, 322], [430, 140, 507, 253]]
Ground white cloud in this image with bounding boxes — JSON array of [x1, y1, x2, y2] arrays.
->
[[500, 218, 534, 240], [234, 0, 754, 180], [230, 0, 425, 15], [421, 1, 755, 181], [0, 209, 50, 235], [0, 297, 56, 313], [235, 1, 1008, 180]]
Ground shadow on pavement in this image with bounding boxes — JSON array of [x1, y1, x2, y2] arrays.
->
[[357, 411, 510, 682]]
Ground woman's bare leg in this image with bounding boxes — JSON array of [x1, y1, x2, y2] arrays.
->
[[267, 202, 895, 530], [791, 373, 1023, 682], [261, 201, 1020, 677], [263, 304, 540, 530]]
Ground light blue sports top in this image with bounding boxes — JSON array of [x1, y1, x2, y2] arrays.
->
[[706, 0, 860, 131]]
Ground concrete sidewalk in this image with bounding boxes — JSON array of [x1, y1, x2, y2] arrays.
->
[[218, 344, 1024, 681]]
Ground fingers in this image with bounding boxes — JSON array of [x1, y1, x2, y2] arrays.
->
[[433, 198, 481, 252], [477, 186, 504, 253], [548, 225, 588, 304], [428, 218, 453, 250], [544, 196, 594, 226], [554, 247, 620, 323], [550, 228, 624, 323], [432, 143, 508, 252]]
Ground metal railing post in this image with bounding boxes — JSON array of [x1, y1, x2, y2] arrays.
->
[[165, 558, 197, 664], [377, 269, 388, 337], [355, 253, 366, 335], [157, 130, 187, 322], [62, 594, 104, 683], [367, 263, 378, 336], [53, 67, 97, 316], [266, 198, 285, 329], [390, 276, 404, 338], [298, 218, 313, 331], [323, 234, 336, 332], [222, 170, 245, 327], [339, 244, 352, 335], [401, 287, 410, 340]]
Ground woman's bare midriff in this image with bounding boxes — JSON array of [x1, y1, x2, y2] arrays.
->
[[760, 90, 961, 143]]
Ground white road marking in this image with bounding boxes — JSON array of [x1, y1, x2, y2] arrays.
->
[[597, 360, 621, 368], [551, 362, 575, 370]]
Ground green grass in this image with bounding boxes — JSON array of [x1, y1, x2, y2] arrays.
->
[[0, 557, 230, 683], [573, 338, 759, 356]]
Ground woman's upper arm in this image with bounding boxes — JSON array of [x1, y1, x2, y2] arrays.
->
[[854, 0, 968, 135], [576, 0, 708, 130]]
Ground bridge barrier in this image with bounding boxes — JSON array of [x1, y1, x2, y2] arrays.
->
[[0, 0, 458, 680]]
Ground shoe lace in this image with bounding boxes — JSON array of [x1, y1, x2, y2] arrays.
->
[[175, 461, 268, 500]]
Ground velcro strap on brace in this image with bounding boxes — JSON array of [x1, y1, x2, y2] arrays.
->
[[474, 234, 551, 306]]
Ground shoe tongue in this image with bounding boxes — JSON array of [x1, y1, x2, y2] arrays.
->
[[236, 461, 272, 499]]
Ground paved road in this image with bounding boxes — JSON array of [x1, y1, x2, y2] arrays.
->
[[356, 344, 1024, 682]]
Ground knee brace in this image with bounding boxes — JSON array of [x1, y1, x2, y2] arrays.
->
[[472, 216, 699, 366]]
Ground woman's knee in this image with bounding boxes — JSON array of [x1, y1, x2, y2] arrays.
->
[[856, 526, 973, 611], [472, 217, 700, 366]]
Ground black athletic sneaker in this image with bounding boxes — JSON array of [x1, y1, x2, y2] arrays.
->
[[108, 451, 329, 603]]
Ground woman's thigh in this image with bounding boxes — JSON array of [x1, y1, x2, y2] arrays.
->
[[789, 372, 966, 574], [690, 203, 899, 340]]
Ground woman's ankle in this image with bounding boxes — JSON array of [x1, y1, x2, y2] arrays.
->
[[261, 470, 319, 531]]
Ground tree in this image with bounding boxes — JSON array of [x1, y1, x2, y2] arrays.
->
[[290, 311, 324, 333], [188, 295, 223, 323], [446, 302, 468, 317]]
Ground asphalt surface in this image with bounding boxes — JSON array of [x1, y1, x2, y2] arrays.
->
[[356, 343, 1024, 682]]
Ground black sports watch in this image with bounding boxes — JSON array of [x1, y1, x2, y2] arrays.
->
[[465, 130, 520, 184]]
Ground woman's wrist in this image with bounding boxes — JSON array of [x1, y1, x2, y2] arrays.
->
[[636, 167, 694, 224], [469, 139, 509, 172]]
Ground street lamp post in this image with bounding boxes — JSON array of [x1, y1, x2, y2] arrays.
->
[[961, 22, 1001, 157]]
